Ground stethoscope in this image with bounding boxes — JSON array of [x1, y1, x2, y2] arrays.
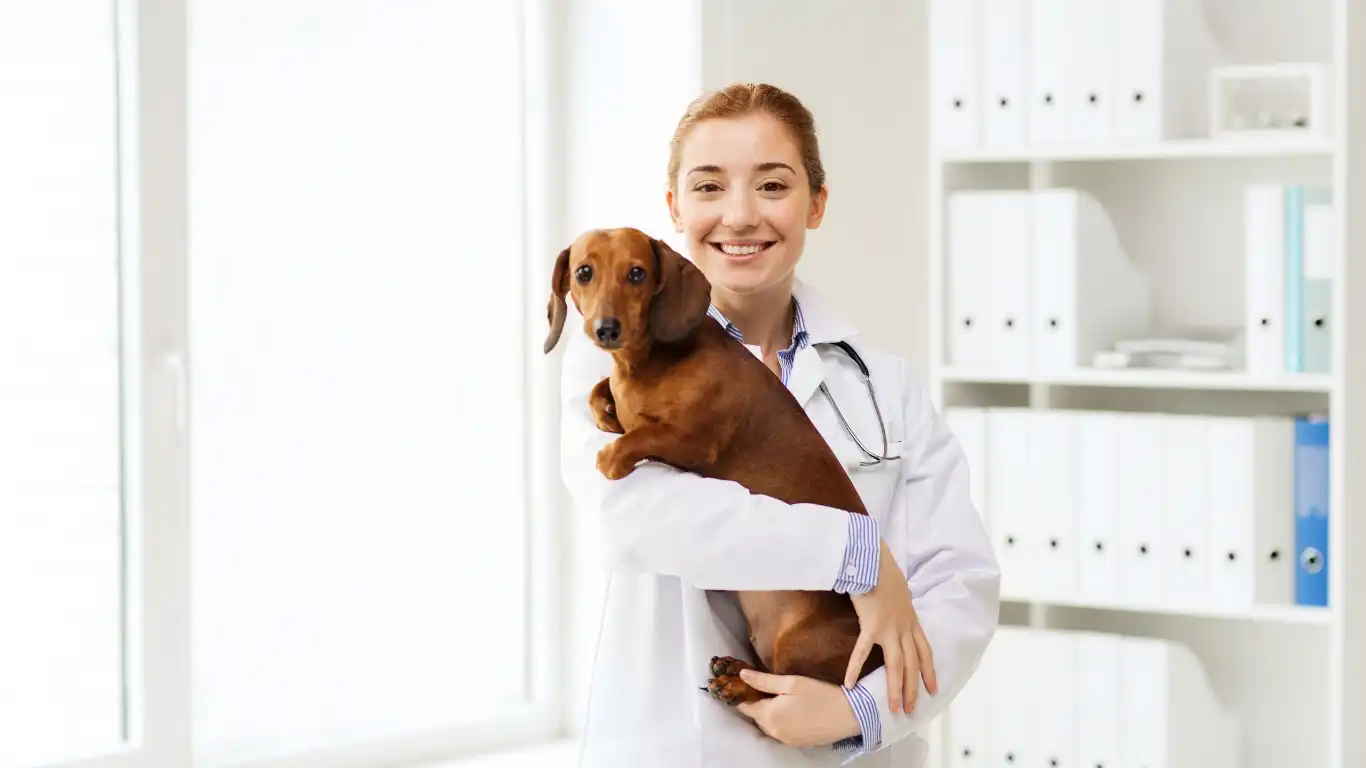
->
[[816, 341, 902, 467]]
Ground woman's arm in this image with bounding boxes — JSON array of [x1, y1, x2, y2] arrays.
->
[[838, 362, 1001, 755], [558, 322, 882, 593]]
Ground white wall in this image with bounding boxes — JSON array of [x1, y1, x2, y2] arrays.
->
[[703, 0, 931, 371], [550, 0, 933, 739]]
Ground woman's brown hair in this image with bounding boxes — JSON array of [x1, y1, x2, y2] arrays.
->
[[667, 82, 826, 195]]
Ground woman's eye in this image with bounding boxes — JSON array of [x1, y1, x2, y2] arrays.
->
[[694, 182, 721, 193], [759, 181, 787, 192], [627, 266, 646, 283], [575, 265, 593, 282]]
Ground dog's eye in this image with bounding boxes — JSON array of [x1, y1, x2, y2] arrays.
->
[[575, 265, 593, 283], [627, 266, 646, 284]]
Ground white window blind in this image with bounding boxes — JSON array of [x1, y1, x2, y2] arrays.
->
[[0, 1, 126, 765], [188, 1, 531, 761]]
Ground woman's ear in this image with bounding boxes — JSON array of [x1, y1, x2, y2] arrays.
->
[[649, 238, 712, 343], [543, 246, 571, 354]]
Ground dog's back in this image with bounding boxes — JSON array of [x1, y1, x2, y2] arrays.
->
[[685, 321, 868, 517]]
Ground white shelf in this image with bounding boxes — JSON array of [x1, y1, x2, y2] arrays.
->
[[938, 366, 1335, 393], [941, 137, 1335, 164], [1003, 597, 1333, 626]]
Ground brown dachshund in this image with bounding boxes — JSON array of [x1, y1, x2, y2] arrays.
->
[[543, 226, 883, 706]]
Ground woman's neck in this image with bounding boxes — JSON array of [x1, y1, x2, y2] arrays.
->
[[711, 281, 797, 354]]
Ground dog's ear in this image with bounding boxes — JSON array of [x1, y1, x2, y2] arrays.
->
[[649, 238, 712, 343], [543, 246, 572, 354]]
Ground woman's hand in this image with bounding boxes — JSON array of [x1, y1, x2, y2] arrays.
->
[[845, 539, 937, 713], [734, 669, 860, 748]]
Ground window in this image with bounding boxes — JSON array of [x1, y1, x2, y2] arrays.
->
[[187, 0, 548, 763], [3, 0, 553, 766], [0, 1, 127, 764]]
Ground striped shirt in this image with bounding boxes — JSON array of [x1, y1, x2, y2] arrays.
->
[[706, 297, 884, 755]]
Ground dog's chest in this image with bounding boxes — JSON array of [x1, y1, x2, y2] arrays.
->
[[609, 366, 699, 431]]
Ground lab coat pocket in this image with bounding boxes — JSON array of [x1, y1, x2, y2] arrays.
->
[[835, 436, 906, 523]]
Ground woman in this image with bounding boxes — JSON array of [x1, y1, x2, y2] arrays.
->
[[558, 82, 1000, 767]]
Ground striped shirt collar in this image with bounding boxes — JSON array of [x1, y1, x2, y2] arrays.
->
[[707, 297, 810, 385]]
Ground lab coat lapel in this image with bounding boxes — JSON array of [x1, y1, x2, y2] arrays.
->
[[786, 278, 859, 409], [785, 344, 827, 409]]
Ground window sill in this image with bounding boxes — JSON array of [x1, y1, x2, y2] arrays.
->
[[432, 739, 580, 768]]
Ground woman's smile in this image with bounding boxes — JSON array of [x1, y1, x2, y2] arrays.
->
[[711, 240, 777, 262]]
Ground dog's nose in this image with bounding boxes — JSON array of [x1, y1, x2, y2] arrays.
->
[[594, 317, 622, 344]]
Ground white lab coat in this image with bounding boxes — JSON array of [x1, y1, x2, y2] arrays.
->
[[557, 279, 1001, 767]]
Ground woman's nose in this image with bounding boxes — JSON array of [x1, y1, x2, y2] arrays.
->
[[720, 188, 760, 229]]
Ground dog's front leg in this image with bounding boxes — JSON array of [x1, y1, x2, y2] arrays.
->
[[596, 422, 722, 480], [588, 377, 624, 434]]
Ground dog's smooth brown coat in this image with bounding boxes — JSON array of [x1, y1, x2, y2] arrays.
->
[[544, 227, 882, 705]]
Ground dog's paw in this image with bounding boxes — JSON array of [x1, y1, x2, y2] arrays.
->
[[704, 656, 762, 706], [595, 444, 634, 480], [706, 674, 760, 706], [709, 655, 752, 679]]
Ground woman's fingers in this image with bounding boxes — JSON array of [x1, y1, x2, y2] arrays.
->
[[882, 638, 905, 713], [901, 631, 923, 710], [844, 632, 874, 690], [914, 624, 938, 694]]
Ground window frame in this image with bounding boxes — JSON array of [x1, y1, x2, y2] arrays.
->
[[47, 0, 566, 765]]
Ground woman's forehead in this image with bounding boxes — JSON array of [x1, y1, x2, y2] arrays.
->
[[680, 114, 803, 173]]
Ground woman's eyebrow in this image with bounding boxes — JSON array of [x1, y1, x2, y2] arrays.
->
[[686, 162, 796, 176], [755, 162, 795, 173]]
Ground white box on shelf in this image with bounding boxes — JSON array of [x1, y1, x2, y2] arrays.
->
[[1113, 0, 1226, 143], [1030, 188, 1154, 374], [929, 0, 984, 150], [1121, 635, 1241, 768], [986, 408, 1037, 600], [1210, 62, 1331, 141]]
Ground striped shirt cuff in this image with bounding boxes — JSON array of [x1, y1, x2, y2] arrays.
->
[[831, 513, 880, 594], [834, 683, 881, 753]]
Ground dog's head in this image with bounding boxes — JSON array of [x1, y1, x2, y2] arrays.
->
[[543, 228, 712, 354]]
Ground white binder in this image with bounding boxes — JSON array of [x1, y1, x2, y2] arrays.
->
[[1074, 410, 1121, 603], [986, 408, 1036, 599], [1117, 413, 1165, 604], [1112, 0, 1225, 142], [945, 192, 995, 368], [929, 0, 982, 150], [981, 0, 1027, 148], [945, 191, 1031, 372], [986, 628, 1040, 767], [1205, 415, 1296, 610], [1029, 411, 1077, 601], [1035, 629, 1078, 768], [946, 639, 991, 768], [986, 192, 1032, 371], [1030, 188, 1153, 373], [1074, 631, 1122, 768], [944, 406, 989, 528], [1160, 414, 1209, 608], [1121, 636, 1241, 768], [1026, 0, 1069, 144], [1064, 0, 1115, 143], [1244, 184, 1287, 374]]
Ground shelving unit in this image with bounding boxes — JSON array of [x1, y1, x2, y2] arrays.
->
[[924, 1, 1366, 767]]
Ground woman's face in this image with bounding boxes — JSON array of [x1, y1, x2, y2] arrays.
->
[[666, 113, 827, 298]]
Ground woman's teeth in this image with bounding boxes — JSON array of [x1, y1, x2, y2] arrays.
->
[[717, 243, 770, 256]]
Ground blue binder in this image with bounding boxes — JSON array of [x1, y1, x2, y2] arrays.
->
[[1294, 415, 1330, 607]]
